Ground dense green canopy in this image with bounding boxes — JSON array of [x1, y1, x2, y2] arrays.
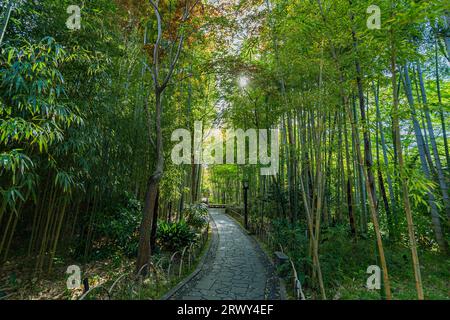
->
[[0, 0, 449, 300]]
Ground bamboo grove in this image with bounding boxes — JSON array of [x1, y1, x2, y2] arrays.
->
[[206, 0, 449, 299], [0, 0, 217, 274], [0, 0, 449, 300]]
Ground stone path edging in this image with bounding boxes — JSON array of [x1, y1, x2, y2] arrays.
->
[[161, 214, 219, 300]]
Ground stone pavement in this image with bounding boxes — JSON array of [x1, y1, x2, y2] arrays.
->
[[170, 208, 281, 300]]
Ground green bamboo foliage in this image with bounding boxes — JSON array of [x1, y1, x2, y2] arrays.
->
[[206, 0, 449, 299], [0, 0, 448, 301]]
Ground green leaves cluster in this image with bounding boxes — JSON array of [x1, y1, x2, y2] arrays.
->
[[157, 221, 196, 252]]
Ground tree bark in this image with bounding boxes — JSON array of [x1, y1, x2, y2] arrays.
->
[[434, 32, 450, 169], [136, 0, 191, 273], [390, 16, 424, 296], [150, 189, 160, 253], [350, 26, 378, 213], [136, 92, 164, 273]]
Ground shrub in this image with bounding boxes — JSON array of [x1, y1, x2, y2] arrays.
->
[[157, 221, 196, 252], [184, 203, 209, 230], [94, 192, 142, 257]]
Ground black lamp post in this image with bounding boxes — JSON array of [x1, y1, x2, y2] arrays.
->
[[243, 180, 249, 230]]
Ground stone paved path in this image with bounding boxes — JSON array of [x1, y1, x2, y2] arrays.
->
[[170, 208, 280, 300]]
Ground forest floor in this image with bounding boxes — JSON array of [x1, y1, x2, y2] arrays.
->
[[325, 243, 450, 300], [0, 256, 134, 299], [0, 231, 211, 300], [1, 210, 448, 300], [226, 211, 450, 300]]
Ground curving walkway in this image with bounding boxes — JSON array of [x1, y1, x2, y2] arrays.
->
[[170, 208, 281, 300]]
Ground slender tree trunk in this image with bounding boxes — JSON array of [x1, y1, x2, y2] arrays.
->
[[343, 109, 356, 236], [374, 82, 394, 239], [434, 32, 450, 169], [150, 189, 160, 253], [417, 64, 450, 221], [374, 81, 398, 230], [350, 24, 378, 213], [353, 94, 368, 233], [347, 96, 392, 300], [403, 64, 447, 253], [390, 17, 424, 296], [136, 0, 190, 272], [137, 92, 164, 273], [0, 0, 13, 46]]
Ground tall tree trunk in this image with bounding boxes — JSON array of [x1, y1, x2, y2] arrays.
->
[[343, 110, 356, 236], [390, 17, 424, 296], [403, 64, 448, 253], [0, 0, 13, 46], [434, 30, 450, 169], [137, 92, 164, 273], [417, 64, 450, 221], [350, 25, 378, 213], [374, 81, 395, 238], [136, 0, 190, 273], [352, 97, 368, 233], [150, 189, 160, 253]]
